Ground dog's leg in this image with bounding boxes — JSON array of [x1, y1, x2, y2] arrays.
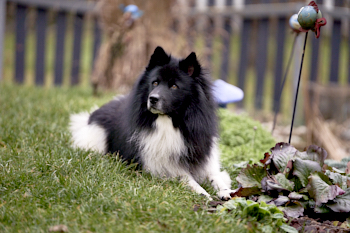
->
[[209, 171, 233, 201], [206, 141, 234, 201], [181, 174, 212, 200]]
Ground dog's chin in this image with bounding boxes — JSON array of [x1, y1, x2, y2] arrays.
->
[[149, 107, 165, 115]]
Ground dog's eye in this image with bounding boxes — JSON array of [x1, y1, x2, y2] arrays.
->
[[171, 85, 178, 90], [152, 81, 159, 87]]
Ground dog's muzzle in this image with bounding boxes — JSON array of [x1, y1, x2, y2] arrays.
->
[[147, 94, 164, 114]]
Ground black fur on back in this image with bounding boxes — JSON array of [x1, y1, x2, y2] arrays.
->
[[89, 46, 218, 170]]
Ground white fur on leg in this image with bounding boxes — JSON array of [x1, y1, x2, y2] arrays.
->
[[69, 112, 107, 153], [204, 140, 233, 200], [182, 174, 212, 200], [219, 170, 232, 189]]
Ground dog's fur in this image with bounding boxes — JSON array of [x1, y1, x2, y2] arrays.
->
[[70, 46, 233, 200]]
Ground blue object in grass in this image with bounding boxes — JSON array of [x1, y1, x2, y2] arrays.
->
[[122, 4, 143, 19], [212, 79, 244, 108]]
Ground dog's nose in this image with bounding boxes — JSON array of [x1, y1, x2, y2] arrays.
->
[[149, 95, 159, 105]]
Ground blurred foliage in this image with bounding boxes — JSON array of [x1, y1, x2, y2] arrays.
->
[[218, 109, 276, 167]]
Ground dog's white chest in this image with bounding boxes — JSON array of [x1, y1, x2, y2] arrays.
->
[[138, 115, 186, 177]]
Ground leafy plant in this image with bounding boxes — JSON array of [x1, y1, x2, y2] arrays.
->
[[231, 142, 350, 218], [217, 197, 298, 233]]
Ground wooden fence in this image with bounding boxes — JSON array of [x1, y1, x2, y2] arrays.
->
[[0, 0, 349, 115], [179, 0, 350, 114], [1, 0, 100, 86]]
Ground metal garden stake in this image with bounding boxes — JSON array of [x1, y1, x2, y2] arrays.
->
[[288, 1, 326, 143]]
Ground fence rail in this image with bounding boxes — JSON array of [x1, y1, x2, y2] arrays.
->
[[0, 0, 350, 116]]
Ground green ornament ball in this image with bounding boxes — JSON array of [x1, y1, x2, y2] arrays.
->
[[297, 6, 317, 30]]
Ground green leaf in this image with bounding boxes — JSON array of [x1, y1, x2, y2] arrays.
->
[[314, 204, 332, 213], [261, 225, 273, 233], [258, 195, 273, 204], [293, 158, 322, 187], [222, 200, 238, 211], [271, 213, 284, 219], [266, 205, 284, 215], [236, 164, 267, 188], [280, 223, 298, 233], [307, 172, 345, 206], [275, 173, 295, 192], [242, 201, 271, 221], [326, 188, 350, 212], [270, 143, 297, 173]]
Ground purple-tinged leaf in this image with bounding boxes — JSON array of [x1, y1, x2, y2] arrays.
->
[[283, 160, 293, 176], [274, 195, 290, 206], [261, 174, 294, 192], [307, 172, 345, 206], [236, 164, 267, 189], [294, 151, 309, 160], [325, 170, 350, 190], [346, 161, 350, 175], [261, 176, 281, 192], [322, 164, 346, 174], [288, 192, 304, 200], [305, 145, 327, 167], [260, 152, 271, 165], [293, 158, 322, 187], [326, 188, 350, 212], [231, 186, 262, 197], [270, 143, 297, 173], [283, 204, 304, 218]]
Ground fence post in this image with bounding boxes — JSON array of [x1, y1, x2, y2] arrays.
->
[[273, 0, 287, 114], [254, 0, 271, 109], [92, 16, 101, 67], [329, 0, 344, 83], [309, 34, 320, 82], [54, 11, 67, 85], [237, 0, 253, 107], [35, 7, 48, 85], [71, 12, 84, 85], [0, 0, 5, 81], [15, 4, 27, 84], [219, 0, 232, 82]]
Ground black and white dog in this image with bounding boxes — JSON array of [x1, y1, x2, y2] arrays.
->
[[70, 47, 233, 200]]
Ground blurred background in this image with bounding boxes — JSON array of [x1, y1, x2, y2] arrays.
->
[[0, 0, 349, 159]]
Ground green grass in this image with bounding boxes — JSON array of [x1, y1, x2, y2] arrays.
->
[[0, 84, 277, 232]]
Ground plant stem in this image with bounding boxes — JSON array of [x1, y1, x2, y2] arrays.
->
[[289, 32, 308, 144]]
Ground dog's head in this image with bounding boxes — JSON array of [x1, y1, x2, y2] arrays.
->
[[145, 47, 201, 115]]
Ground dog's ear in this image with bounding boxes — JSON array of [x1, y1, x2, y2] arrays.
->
[[179, 52, 201, 78], [146, 46, 170, 71]]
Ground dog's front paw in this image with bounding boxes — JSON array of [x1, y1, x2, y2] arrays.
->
[[217, 189, 234, 201], [200, 193, 213, 201]]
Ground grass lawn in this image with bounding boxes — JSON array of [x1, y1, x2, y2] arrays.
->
[[0, 84, 276, 233]]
